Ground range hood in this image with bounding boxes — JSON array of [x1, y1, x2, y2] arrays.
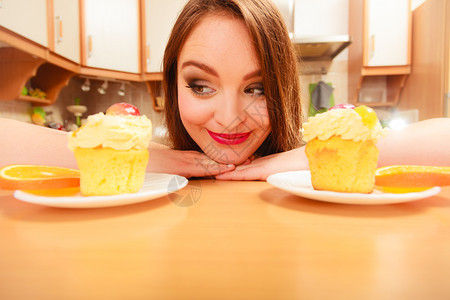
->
[[273, 0, 351, 73], [292, 35, 351, 61]]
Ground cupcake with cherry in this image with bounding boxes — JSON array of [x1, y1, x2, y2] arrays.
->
[[302, 104, 385, 193], [68, 103, 152, 196]]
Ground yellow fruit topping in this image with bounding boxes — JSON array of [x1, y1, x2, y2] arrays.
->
[[355, 105, 378, 129]]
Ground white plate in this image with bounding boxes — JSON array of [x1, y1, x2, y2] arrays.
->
[[267, 171, 441, 205], [14, 173, 188, 208]]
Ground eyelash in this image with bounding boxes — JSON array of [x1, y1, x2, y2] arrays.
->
[[186, 82, 265, 98], [186, 83, 215, 97]]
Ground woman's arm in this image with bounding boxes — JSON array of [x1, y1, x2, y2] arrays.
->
[[0, 117, 234, 177], [216, 118, 450, 181], [215, 146, 309, 181], [0, 118, 77, 169], [377, 118, 450, 167]]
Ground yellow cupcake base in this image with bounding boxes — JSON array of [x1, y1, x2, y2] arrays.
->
[[74, 147, 149, 196], [305, 136, 378, 193]]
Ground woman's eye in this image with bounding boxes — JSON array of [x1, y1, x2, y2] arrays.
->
[[245, 85, 264, 96], [186, 83, 215, 96]]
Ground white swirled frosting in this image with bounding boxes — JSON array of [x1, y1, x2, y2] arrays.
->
[[68, 113, 152, 151], [302, 108, 385, 143]]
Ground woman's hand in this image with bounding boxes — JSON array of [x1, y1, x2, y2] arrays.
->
[[147, 144, 235, 178], [215, 146, 309, 181]]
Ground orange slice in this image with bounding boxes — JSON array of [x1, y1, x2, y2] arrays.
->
[[25, 187, 80, 197], [375, 165, 450, 192], [0, 165, 80, 190], [374, 186, 433, 194]]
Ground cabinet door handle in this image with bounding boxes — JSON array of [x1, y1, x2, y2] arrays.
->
[[87, 35, 93, 57], [56, 16, 63, 43], [146, 45, 150, 65], [369, 34, 375, 60]]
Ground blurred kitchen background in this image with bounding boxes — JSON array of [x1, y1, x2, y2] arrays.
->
[[0, 0, 448, 141]]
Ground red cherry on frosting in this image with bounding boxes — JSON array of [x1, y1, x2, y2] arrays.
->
[[329, 103, 355, 110], [106, 103, 140, 116]]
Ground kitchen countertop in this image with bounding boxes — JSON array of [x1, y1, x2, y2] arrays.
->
[[1, 179, 450, 299]]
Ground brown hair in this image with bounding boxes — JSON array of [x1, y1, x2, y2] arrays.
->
[[163, 0, 302, 156]]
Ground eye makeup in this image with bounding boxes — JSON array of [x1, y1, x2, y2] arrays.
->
[[185, 81, 216, 97]]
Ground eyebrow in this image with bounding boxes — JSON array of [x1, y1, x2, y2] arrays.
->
[[243, 69, 262, 81], [181, 61, 219, 77], [181, 60, 261, 81]]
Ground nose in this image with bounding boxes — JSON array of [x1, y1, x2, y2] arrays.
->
[[214, 92, 246, 129]]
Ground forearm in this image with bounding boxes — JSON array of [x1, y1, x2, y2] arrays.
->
[[377, 118, 450, 167], [215, 146, 309, 181], [0, 118, 77, 168]]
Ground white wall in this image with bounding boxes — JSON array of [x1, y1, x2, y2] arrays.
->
[[411, 0, 427, 10], [294, 0, 348, 37], [293, 0, 422, 38], [294, 0, 349, 62]]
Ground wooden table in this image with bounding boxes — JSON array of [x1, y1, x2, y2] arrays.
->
[[1, 179, 450, 300]]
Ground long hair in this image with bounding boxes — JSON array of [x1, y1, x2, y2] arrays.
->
[[163, 0, 302, 156]]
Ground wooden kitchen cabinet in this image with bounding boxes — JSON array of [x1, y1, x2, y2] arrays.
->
[[348, 0, 411, 106], [398, 0, 450, 120], [142, 0, 185, 110], [142, 0, 185, 74], [0, 0, 77, 105], [0, 47, 75, 105], [81, 0, 141, 74], [365, 0, 410, 67], [49, 0, 80, 63], [0, 0, 48, 47], [0, 0, 183, 108]]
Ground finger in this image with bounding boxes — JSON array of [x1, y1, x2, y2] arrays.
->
[[215, 166, 267, 181], [190, 160, 235, 177], [180, 165, 234, 178], [239, 159, 252, 166], [203, 163, 235, 176]]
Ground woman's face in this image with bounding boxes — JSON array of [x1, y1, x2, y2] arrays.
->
[[177, 14, 271, 165]]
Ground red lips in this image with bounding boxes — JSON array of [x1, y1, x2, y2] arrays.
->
[[207, 130, 251, 145]]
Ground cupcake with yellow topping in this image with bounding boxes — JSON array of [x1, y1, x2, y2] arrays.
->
[[68, 103, 152, 196], [302, 104, 385, 193]]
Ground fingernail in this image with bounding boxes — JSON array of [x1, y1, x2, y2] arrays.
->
[[227, 164, 234, 168]]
